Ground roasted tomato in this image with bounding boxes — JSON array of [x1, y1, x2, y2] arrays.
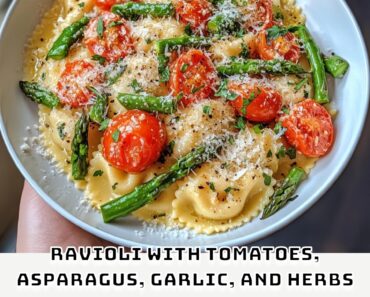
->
[[56, 60, 103, 108], [245, 0, 274, 31], [282, 99, 334, 157], [174, 0, 213, 32], [228, 82, 282, 123], [94, 0, 125, 10], [102, 110, 167, 173], [84, 11, 134, 63], [169, 49, 217, 107], [250, 30, 301, 63]]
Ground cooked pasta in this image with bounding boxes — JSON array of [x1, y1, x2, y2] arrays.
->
[[20, 0, 345, 234]]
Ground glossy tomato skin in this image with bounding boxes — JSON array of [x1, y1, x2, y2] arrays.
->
[[169, 49, 217, 107], [94, 0, 125, 10], [84, 11, 134, 63], [102, 110, 167, 173], [56, 60, 103, 108], [282, 99, 334, 157], [245, 0, 274, 31], [250, 31, 301, 63], [228, 82, 282, 123], [174, 0, 213, 32]]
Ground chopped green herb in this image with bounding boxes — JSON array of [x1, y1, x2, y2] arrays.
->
[[295, 77, 308, 91], [176, 92, 184, 101], [215, 80, 238, 101], [228, 135, 235, 145], [99, 118, 110, 131], [112, 182, 118, 190], [92, 54, 106, 65], [130, 79, 143, 93], [253, 124, 264, 134], [57, 122, 66, 140], [208, 182, 216, 192], [78, 2, 85, 8], [184, 24, 192, 35], [276, 146, 286, 159], [203, 105, 212, 116], [112, 129, 120, 142], [97, 17, 104, 39], [266, 25, 288, 41], [108, 21, 123, 28], [263, 173, 272, 186], [234, 28, 245, 38], [286, 147, 297, 159], [240, 42, 249, 59], [93, 170, 104, 177], [274, 121, 286, 135], [159, 140, 176, 163], [167, 140, 175, 155], [267, 149, 273, 158], [274, 11, 284, 21], [191, 85, 204, 94], [180, 63, 189, 72], [224, 187, 239, 194], [281, 106, 290, 114], [241, 92, 255, 115], [41, 72, 46, 81], [235, 116, 246, 131]]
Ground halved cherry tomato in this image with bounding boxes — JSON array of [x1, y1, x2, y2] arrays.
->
[[56, 60, 103, 108], [84, 12, 134, 63], [94, 0, 125, 10], [169, 49, 217, 107], [174, 0, 213, 32], [250, 31, 301, 63], [282, 99, 334, 157], [102, 110, 167, 173], [245, 0, 274, 31], [228, 82, 282, 123]]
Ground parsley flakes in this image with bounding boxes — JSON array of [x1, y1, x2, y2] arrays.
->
[[93, 170, 104, 177], [203, 105, 212, 116], [235, 116, 246, 131], [97, 17, 104, 39], [215, 80, 238, 101], [112, 129, 120, 142], [263, 173, 272, 186]]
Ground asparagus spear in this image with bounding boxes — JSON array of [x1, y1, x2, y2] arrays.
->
[[71, 112, 89, 180], [117, 93, 177, 114], [207, 14, 240, 35], [217, 59, 307, 76], [105, 60, 127, 86], [19, 81, 60, 108], [155, 35, 211, 82], [261, 167, 306, 219], [47, 16, 90, 60], [112, 3, 174, 19], [324, 54, 349, 78], [101, 137, 226, 222], [290, 25, 329, 104], [88, 87, 108, 124]]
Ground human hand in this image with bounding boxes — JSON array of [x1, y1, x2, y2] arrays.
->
[[17, 182, 112, 252]]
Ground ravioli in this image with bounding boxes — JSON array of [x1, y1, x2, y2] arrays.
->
[[22, 0, 338, 234]]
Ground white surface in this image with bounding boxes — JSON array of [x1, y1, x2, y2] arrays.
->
[[0, 0, 368, 247]]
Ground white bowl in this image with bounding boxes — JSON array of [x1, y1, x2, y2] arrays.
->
[[0, 0, 368, 247]]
